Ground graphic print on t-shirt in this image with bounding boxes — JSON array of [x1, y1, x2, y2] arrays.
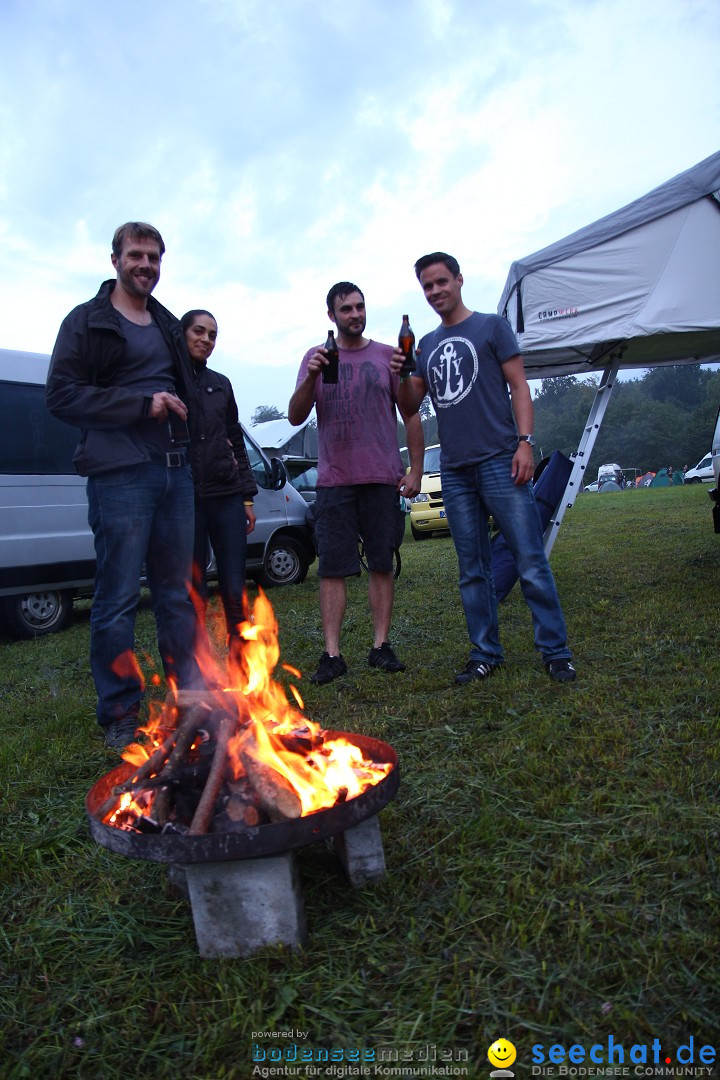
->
[[425, 335, 478, 408]]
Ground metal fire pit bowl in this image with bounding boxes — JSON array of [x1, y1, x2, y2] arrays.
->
[[86, 731, 399, 865]]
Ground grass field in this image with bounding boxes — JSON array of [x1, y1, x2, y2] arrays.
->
[[2, 484, 719, 1079]]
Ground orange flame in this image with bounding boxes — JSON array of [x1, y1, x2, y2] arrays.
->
[[118, 589, 391, 822], [224, 591, 391, 814], [104, 789, 154, 826], [110, 650, 145, 691]]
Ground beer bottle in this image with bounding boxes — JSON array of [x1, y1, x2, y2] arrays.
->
[[322, 330, 340, 384], [166, 388, 190, 446], [398, 315, 415, 376]]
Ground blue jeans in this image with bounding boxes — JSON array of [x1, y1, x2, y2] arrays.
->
[[441, 453, 571, 665], [193, 494, 248, 639], [87, 462, 203, 728]]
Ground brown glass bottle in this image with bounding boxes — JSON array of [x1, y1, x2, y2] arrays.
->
[[398, 315, 415, 376], [322, 330, 340, 384]]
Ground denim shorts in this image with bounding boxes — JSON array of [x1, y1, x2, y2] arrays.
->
[[314, 485, 400, 577]]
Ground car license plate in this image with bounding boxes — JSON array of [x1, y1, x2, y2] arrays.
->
[[439, 510, 446, 518]]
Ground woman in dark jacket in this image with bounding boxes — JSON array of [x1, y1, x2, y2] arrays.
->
[[181, 310, 257, 657]]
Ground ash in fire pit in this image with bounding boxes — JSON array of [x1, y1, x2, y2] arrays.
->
[[86, 592, 399, 956]]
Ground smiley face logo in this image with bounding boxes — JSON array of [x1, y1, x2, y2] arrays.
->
[[488, 1039, 517, 1070]]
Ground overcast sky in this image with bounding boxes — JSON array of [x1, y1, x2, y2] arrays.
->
[[1, 0, 718, 425]]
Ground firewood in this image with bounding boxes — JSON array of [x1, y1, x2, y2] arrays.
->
[[113, 730, 178, 795], [95, 793, 127, 824], [226, 794, 256, 822], [236, 727, 303, 821], [153, 703, 212, 825], [243, 804, 263, 826], [169, 688, 250, 731], [277, 725, 323, 755], [94, 725, 178, 822], [209, 804, 267, 832], [119, 758, 212, 792], [189, 712, 234, 835]]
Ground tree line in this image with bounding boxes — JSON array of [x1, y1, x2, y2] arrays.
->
[[532, 365, 720, 474]]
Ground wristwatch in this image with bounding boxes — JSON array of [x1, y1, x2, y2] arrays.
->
[[517, 434, 536, 446]]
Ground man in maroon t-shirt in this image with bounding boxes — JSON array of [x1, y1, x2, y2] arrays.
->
[[289, 282, 423, 684]]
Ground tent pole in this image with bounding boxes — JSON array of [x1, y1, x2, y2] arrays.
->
[[543, 358, 621, 555]]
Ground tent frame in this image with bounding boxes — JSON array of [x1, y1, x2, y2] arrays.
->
[[543, 358, 620, 554]]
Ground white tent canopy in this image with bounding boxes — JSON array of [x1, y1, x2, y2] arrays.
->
[[498, 151, 720, 379], [496, 151, 720, 550], [251, 416, 314, 457]]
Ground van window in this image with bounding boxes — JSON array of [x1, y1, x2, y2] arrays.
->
[[243, 432, 272, 489], [0, 381, 80, 474], [424, 446, 441, 473]]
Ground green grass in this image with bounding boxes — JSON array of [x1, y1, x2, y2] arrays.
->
[[1, 485, 719, 1078]]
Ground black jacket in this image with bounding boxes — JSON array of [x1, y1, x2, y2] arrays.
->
[[45, 279, 200, 476], [189, 362, 258, 501]]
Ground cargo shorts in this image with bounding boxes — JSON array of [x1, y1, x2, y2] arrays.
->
[[314, 484, 400, 577]]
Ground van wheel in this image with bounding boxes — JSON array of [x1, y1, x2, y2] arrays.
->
[[411, 523, 430, 541], [1, 590, 74, 638], [258, 537, 309, 588]]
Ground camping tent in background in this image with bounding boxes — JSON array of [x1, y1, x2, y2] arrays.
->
[[251, 416, 316, 459], [637, 472, 656, 488], [650, 468, 684, 487], [497, 151, 720, 551]]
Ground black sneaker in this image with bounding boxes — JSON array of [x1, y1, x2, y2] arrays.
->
[[454, 659, 502, 685], [545, 658, 577, 683], [104, 715, 141, 748], [368, 642, 406, 673], [309, 652, 348, 684]]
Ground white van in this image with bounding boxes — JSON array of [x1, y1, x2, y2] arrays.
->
[[684, 452, 714, 484], [709, 404, 720, 533], [597, 462, 626, 490], [0, 349, 315, 638]]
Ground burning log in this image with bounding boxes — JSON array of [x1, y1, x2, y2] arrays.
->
[[189, 712, 234, 835], [210, 788, 267, 832], [120, 759, 212, 791], [154, 703, 212, 825], [226, 794, 262, 825], [220, 780, 266, 829], [277, 725, 323, 755], [239, 728, 302, 821], [94, 704, 212, 826], [115, 729, 178, 792]]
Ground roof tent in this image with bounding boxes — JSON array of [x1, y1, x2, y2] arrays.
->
[[497, 151, 720, 550], [251, 416, 314, 457]]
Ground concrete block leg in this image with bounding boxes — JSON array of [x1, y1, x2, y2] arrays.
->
[[167, 863, 189, 898], [332, 814, 386, 887], [183, 852, 307, 957]]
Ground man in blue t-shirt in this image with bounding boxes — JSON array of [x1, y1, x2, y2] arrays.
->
[[395, 252, 576, 685]]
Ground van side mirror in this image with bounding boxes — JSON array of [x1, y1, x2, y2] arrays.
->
[[269, 457, 287, 491]]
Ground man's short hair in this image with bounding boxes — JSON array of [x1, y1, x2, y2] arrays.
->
[[414, 252, 460, 280], [326, 281, 364, 315], [112, 222, 166, 258]]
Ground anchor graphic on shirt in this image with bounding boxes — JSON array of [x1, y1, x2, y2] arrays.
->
[[433, 341, 465, 403]]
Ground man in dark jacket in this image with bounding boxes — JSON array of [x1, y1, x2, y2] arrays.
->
[[46, 222, 204, 748]]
